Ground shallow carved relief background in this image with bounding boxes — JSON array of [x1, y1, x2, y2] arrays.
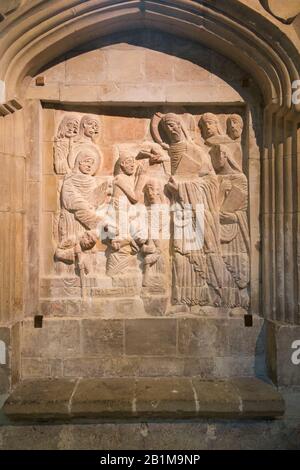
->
[[42, 107, 250, 317]]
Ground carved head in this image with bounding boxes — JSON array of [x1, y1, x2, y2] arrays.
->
[[80, 115, 100, 140], [80, 230, 98, 251], [57, 115, 79, 139], [199, 113, 223, 140], [227, 114, 243, 140], [161, 113, 183, 144], [74, 151, 99, 176], [144, 180, 163, 204], [116, 151, 136, 176]]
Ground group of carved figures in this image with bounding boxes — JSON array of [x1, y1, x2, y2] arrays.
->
[[53, 111, 250, 309]]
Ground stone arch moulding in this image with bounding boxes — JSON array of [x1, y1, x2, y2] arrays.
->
[[0, 0, 299, 325]]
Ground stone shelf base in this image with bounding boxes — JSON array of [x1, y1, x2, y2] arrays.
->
[[3, 377, 284, 421]]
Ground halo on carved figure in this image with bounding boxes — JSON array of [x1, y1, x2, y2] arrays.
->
[[150, 112, 195, 148], [69, 143, 102, 173], [73, 145, 102, 176]]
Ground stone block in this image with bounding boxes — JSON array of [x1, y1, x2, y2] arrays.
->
[[26, 84, 60, 101], [71, 378, 134, 418], [266, 320, 300, 386], [22, 319, 81, 359], [214, 356, 255, 378], [10, 322, 21, 386], [63, 356, 184, 378], [3, 379, 76, 420], [141, 295, 168, 316], [3, 113, 14, 155], [13, 110, 25, 157], [165, 84, 243, 103], [42, 109, 56, 143], [223, 316, 264, 357], [81, 319, 124, 356], [60, 85, 98, 102], [182, 357, 215, 378], [40, 61, 65, 84], [66, 50, 105, 84], [125, 319, 177, 356], [0, 154, 11, 211], [41, 214, 56, 276], [26, 182, 40, 225], [106, 49, 144, 82], [174, 57, 210, 82], [98, 83, 166, 103], [230, 377, 285, 417], [43, 175, 58, 211], [10, 156, 25, 212], [178, 317, 263, 360], [8, 213, 24, 318], [0, 368, 10, 395], [43, 142, 55, 176], [0, 327, 10, 394], [135, 377, 196, 418], [145, 49, 175, 82], [22, 357, 63, 379], [178, 318, 220, 357], [0, 213, 11, 323], [2, 377, 284, 421], [192, 378, 240, 417]]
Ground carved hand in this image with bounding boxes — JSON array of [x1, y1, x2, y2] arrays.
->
[[167, 176, 178, 193], [220, 180, 232, 194], [149, 148, 164, 164], [220, 211, 238, 224], [111, 239, 121, 251]]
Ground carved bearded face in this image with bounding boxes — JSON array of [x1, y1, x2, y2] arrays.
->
[[78, 156, 96, 175], [120, 157, 135, 175], [163, 117, 183, 143], [65, 118, 79, 137], [82, 118, 100, 138], [202, 118, 219, 139], [227, 117, 243, 140]]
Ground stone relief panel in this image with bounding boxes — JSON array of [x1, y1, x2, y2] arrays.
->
[[43, 108, 250, 317]]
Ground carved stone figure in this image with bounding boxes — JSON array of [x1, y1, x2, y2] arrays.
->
[[226, 114, 244, 168], [159, 113, 234, 307], [53, 114, 79, 174], [135, 141, 170, 203], [227, 114, 243, 141], [141, 179, 168, 288], [199, 112, 231, 147], [106, 149, 143, 277], [199, 112, 244, 170], [68, 114, 102, 170], [76, 114, 100, 144], [55, 149, 108, 277], [211, 144, 250, 307]]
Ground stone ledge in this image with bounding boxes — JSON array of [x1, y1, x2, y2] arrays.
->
[[3, 377, 284, 421]]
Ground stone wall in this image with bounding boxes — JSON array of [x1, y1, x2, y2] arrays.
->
[[0, 111, 25, 325], [0, 109, 25, 392], [20, 316, 265, 380]]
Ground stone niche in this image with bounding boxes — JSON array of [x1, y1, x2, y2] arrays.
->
[[22, 31, 264, 380]]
